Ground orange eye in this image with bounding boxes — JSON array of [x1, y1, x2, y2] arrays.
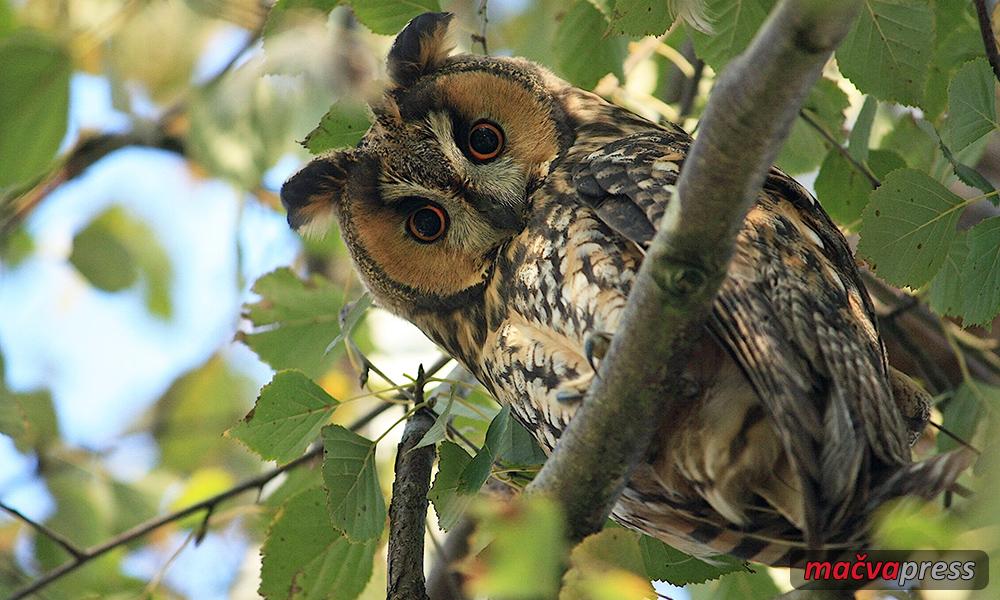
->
[[467, 120, 504, 162], [407, 203, 448, 243]]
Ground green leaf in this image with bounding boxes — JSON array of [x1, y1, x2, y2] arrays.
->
[[868, 148, 907, 180], [428, 440, 475, 531], [815, 149, 873, 225], [469, 496, 566, 599], [240, 268, 345, 378], [323, 293, 372, 355], [498, 418, 547, 466], [778, 78, 850, 175], [607, 0, 679, 37], [927, 233, 969, 318], [857, 169, 965, 288], [0, 31, 70, 188], [303, 103, 370, 154], [836, 0, 933, 107], [0, 227, 34, 267], [958, 216, 1000, 326], [260, 487, 377, 600], [458, 404, 511, 493], [321, 424, 386, 541], [638, 534, 746, 585], [564, 528, 745, 593], [264, 0, 340, 39], [154, 354, 257, 472], [68, 206, 174, 317], [848, 95, 877, 163], [879, 113, 938, 171], [229, 370, 340, 463], [0, 395, 28, 448], [347, 0, 441, 35], [939, 138, 996, 198], [923, 18, 982, 120], [942, 58, 998, 153], [688, 0, 774, 70], [70, 210, 139, 292], [563, 528, 655, 599], [416, 392, 453, 449], [688, 568, 781, 600], [937, 381, 989, 452], [553, 1, 628, 89]]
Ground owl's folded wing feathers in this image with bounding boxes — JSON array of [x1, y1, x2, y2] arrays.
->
[[570, 130, 962, 545]]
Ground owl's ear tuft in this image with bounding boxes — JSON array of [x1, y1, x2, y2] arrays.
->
[[280, 152, 354, 236], [387, 12, 455, 88]]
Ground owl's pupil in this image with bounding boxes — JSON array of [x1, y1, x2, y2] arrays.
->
[[470, 127, 499, 155], [407, 204, 447, 243]]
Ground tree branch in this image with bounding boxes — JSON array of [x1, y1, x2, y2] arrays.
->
[[387, 366, 435, 600], [9, 356, 455, 600], [525, 0, 864, 543], [0, 500, 84, 560], [974, 0, 1000, 85]]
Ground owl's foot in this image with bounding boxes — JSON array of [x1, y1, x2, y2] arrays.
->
[[888, 366, 931, 446], [584, 331, 613, 372], [556, 372, 594, 405]]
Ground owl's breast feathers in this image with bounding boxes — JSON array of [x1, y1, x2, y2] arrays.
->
[[462, 108, 969, 564]]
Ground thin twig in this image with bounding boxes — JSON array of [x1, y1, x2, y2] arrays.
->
[[472, 0, 489, 55], [798, 108, 880, 188], [975, 0, 1000, 84], [0, 501, 84, 560]]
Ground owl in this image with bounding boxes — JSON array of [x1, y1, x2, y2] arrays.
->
[[281, 13, 972, 564]]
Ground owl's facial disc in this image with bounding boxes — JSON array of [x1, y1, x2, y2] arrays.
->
[[281, 13, 569, 316]]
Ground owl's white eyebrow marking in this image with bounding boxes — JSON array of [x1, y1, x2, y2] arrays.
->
[[426, 111, 466, 172]]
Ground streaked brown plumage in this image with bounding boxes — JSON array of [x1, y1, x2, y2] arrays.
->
[[280, 13, 971, 564]]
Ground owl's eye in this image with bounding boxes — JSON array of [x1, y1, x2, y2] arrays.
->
[[467, 120, 504, 162], [407, 203, 449, 243]]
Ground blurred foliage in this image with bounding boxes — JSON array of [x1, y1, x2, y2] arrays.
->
[[1, 0, 1000, 599]]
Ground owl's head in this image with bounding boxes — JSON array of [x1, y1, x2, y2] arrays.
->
[[281, 12, 572, 316]]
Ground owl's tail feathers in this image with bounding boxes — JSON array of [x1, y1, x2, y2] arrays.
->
[[870, 447, 977, 510]]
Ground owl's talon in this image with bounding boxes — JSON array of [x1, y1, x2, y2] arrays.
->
[[584, 332, 613, 372], [556, 389, 584, 404]]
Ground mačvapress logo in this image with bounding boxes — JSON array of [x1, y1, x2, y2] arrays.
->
[[790, 550, 989, 590]]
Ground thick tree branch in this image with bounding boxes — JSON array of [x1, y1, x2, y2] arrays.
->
[[387, 368, 436, 600], [525, 0, 864, 543]]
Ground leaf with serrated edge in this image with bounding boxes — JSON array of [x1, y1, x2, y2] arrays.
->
[[553, 0, 628, 89], [458, 404, 511, 493], [321, 425, 386, 541], [943, 58, 998, 153], [927, 233, 969, 318], [348, 0, 441, 35], [228, 370, 339, 464], [260, 487, 376, 600], [836, 0, 932, 107], [848, 95, 877, 163], [638, 534, 745, 585], [688, 0, 773, 70], [429, 440, 475, 531], [240, 268, 344, 378], [416, 392, 453, 449], [959, 216, 1000, 326], [303, 104, 370, 154], [857, 169, 964, 288]]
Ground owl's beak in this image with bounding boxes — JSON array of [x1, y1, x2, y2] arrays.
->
[[472, 199, 525, 232]]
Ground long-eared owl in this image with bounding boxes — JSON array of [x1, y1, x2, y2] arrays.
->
[[280, 13, 971, 564]]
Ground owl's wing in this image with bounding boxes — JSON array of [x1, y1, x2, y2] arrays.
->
[[572, 130, 912, 542]]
